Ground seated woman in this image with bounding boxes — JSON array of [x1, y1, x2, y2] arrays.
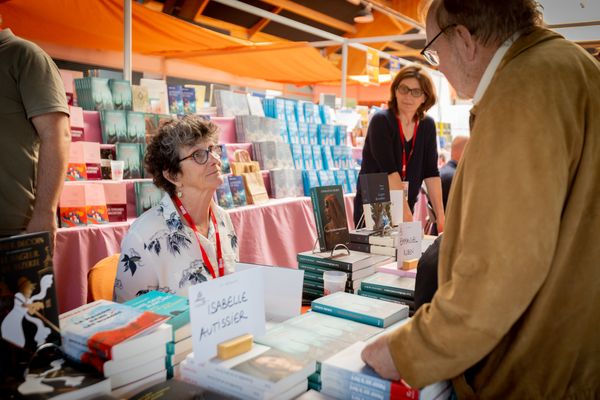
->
[[114, 116, 239, 302]]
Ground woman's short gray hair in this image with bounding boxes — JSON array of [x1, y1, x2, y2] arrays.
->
[[145, 115, 219, 196]]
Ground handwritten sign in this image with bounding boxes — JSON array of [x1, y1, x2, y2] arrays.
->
[[395, 221, 422, 265], [188, 268, 265, 363]]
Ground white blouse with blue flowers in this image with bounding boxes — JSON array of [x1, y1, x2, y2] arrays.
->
[[113, 194, 239, 303]]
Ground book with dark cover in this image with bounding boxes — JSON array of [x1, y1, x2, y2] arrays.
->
[[181, 87, 196, 115], [4, 344, 111, 400], [310, 185, 349, 252], [129, 378, 235, 400], [359, 172, 390, 204], [228, 175, 247, 207], [0, 232, 61, 383], [216, 178, 235, 209], [296, 250, 390, 273]]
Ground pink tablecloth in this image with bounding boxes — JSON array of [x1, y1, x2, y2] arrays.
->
[[53, 194, 355, 313]]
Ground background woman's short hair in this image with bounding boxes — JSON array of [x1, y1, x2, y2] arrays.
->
[[388, 64, 437, 121]]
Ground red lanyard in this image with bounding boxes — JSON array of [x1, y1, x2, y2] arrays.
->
[[397, 118, 419, 181], [173, 196, 224, 279]]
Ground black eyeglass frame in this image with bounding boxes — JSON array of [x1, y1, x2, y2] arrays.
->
[[397, 84, 425, 98], [179, 145, 222, 165], [420, 24, 458, 66]]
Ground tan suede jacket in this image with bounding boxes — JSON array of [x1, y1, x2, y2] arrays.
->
[[387, 27, 600, 399]]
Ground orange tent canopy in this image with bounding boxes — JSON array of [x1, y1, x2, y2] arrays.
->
[[0, 0, 342, 84]]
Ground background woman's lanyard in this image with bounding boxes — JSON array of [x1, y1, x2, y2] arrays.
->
[[173, 196, 224, 279], [397, 118, 419, 181]]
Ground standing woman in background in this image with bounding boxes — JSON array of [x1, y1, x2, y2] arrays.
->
[[354, 65, 445, 233]]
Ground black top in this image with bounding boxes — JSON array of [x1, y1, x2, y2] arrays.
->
[[439, 159, 457, 210], [354, 109, 439, 226]]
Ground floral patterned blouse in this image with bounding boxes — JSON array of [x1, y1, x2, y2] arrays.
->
[[113, 194, 239, 302]]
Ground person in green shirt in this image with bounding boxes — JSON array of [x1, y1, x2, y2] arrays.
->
[[0, 16, 70, 246]]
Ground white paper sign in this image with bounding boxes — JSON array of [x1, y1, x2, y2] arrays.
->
[[395, 221, 422, 265], [389, 190, 404, 226], [188, 268, 266, 363]]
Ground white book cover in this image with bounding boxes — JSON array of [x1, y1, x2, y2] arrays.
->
[[109, 356, 165, 388], [111, 369, 167, 398], [103, 345, 166, 377]]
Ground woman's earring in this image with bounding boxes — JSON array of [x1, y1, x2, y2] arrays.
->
[[177, 187, 183, 198]]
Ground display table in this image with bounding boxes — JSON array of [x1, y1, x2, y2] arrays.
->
[[53, 194, 356, 313]]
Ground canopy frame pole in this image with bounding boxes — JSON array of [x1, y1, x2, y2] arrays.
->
[[341, 41, 348, 108], [124, 0, 132, 82]]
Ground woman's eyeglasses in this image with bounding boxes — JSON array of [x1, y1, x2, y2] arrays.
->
[[179, 145, 222, 165], [397, 84, 424, 98]]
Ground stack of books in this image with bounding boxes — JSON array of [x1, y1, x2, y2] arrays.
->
[[255, 311, 382, 392], [180, 344, 315, 400], [358, 272, 417, 314], [59, 300, 173, 397], [124, 291, 192, 379], [348, 228, 398, 260], [321, 341, 452, 400], [297, 250, 391, 303]]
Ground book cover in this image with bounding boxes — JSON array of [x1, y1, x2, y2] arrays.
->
[[220, 144, 231, 174], [311, 292, 409, 328], [65, 142, 87, 181], [90, 77, 114, 111], [132, 85, 150, 113], [6, 345, 111, 400], [116, 143, 143, 179], [109, 79, 132, 111], [310, 185, 349, 252], [68, 105, 85, 141], [59, 184, 87, 227], [321, 342, 422, 400], [302, 170, 319, 196], [228, 175, 248, 207], [298, 262, 376, 281], [356, 290, 415, 310], [100, 110, 127, 144], [360, 273, 416, 299], [296, 251, 390, 273], [140, 78, 169, 115], [181, 87, 196, 115], [363, 201, 393, 231], [167, 85, 184, 115], [84, 183, 109, 225], [125, 291, 190, 341], [0, 232, 61, 381], [59, 300, 169, 361], [129, 378, 234, 400], [359, 172, 390, 204], [82, 142, 102, 181], [102, 182, 127, 222], [134, 181, 163, 217], [126, 111, 147, 144], [216, 178, 235, 209]]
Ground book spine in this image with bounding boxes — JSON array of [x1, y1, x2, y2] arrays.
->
[[310, 303, 384, 328], [347, 242, 371, 253], [357, 290, 415, 310], [311, 188, 327, 252], [348, 232, 371, 244], [321, 368, 392, 399], [296, 254, 351, 272], [298, 262, 357, 279], [360, 283, 414, 299]]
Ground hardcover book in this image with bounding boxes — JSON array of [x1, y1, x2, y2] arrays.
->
[[116, 143, 143, 179], [109, 79, 132, 111], [296, 250, 390, 273], [0, 232, 61, 381], [100, 110, 127, 144], [59, 300, 169, 361], [360, 272, 416, 300], [297, 262, 377, 281], [134, 181, 163, 217], [310, 185, 349, 251], [216, 178, 235, 209], [228, 175, 248, 207], [126, 111, 147, 144], [359, 172, 390, 204], [310, 292, 409, 328]]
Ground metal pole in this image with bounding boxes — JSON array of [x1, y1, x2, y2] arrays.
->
[[124, 0, 132, 82], [341, 41, 348, 108]]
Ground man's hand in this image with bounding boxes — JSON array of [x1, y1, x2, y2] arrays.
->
[[26, 211, 58, 248], [361, 334, 401, 381]]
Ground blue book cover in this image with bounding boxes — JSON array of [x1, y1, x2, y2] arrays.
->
[[335, 125, 347, 146], [287, 121, 299, 144], [167, 85, 184, 115], [220, 144, 231, 174], [302, 170, 319, 196], [311, 292, 408, 328], [302, 144, 315, 170], [216, 177, 235, 209], [298, 121, 309, 145], [332, 146, 343, 169], [228, 175, 248, 207], [322, 146, 335, 170], [124, 291, 190, 339], [291, 143, 303, 170], [346, 169, 358, 193], [312, 145, 323, 170], [308, 123, 319, 145], [181, 87, 196, 115], [317, 170, 335, 187], [333, 170, 348, 193]]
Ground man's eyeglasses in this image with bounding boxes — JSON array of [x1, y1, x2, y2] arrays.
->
[[179, 145, 222, 165], [397, 84, 424, 98], [420, 24, 457, 66]]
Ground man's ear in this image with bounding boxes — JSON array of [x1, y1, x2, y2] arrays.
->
[[454, 25, 477, 62], [162, 170, 179, 186]]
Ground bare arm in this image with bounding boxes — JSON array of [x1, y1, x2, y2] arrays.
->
[[27, 112, 71, 246], [388, 172, 413, 222], [424, 176, 444, 233]]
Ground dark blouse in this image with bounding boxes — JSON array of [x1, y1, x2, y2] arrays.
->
[[354, 109, 439, 226]]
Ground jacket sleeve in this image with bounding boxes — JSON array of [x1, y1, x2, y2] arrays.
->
[[386, 78, 571, 387], [421, 118, 440, 179], [365, 112, 398, 174]]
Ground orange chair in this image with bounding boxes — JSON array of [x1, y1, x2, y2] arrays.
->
[[87, 253, 120, 302]]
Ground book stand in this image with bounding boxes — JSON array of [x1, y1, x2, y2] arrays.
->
[[311, 239, 350, 258], [216, 333, 253, 360]]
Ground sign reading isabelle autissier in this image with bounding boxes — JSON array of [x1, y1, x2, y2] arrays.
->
[[188, 267, 266, 363]]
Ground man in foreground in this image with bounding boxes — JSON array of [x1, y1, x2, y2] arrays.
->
[[362, 0, 600, 398]]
